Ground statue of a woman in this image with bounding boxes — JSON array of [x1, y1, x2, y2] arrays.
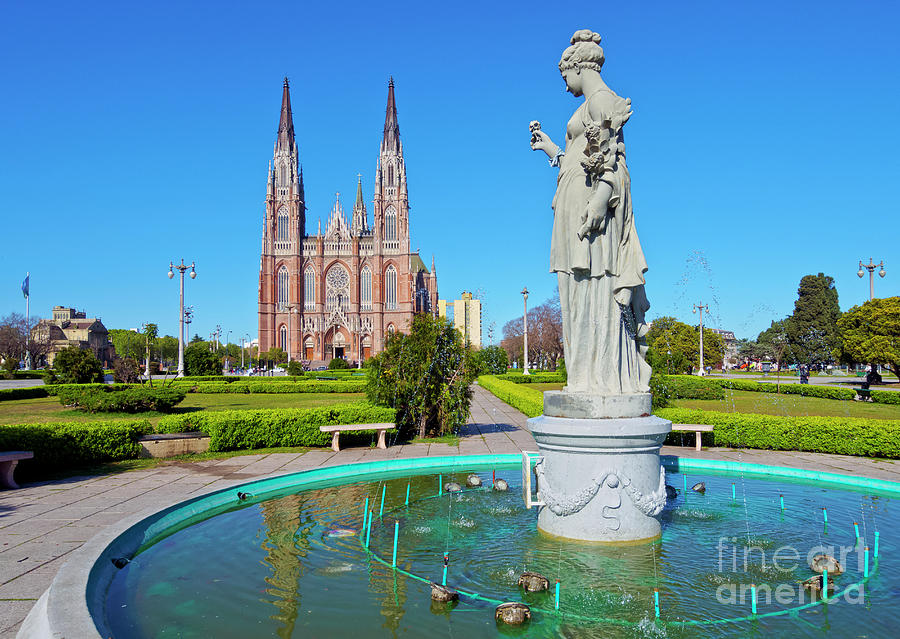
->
[[531, 30, 651, 395]]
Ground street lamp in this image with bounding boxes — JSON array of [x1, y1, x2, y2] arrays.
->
[[241, 333, 250, 370], [692, 302, 708, 376], [521, 287, 530, 376], [168, 260, 196, 377], [225, 329, 232, 373], [858, 258, 886, 301]]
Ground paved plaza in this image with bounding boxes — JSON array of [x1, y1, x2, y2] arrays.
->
[[2, 385, 899, 636]]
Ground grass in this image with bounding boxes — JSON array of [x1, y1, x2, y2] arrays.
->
[[411, 433, 460, 447], [674, 389, 900, 420], [0, 392, 366, 427], [530, 383, 564, 392]]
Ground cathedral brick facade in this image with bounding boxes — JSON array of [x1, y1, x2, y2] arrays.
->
[[258, 78, 438, 365]]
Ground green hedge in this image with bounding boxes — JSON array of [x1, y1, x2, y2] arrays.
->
[[155, 402, 396, 451], [656, 375, 725, 400], [656, 407, 900, 458], [872, 390, 900, 405], [478, 375, 543, 418], [13, 371, 45, 379], [0, 420, 151, 476], [494, 373, 565, 384], [0, 387, 50, 401], [56, 386, 186, 413], [172, 380, 366, 394]]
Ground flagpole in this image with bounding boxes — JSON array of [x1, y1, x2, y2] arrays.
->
[[24, 272, 32, 370]]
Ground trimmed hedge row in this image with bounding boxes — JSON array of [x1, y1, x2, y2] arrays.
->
[[0, 420, 152, 476], [0, 387, 49, 401], [872, 390, 900, 405], [666, 375, 900, 405], [478, 375, 543, 418], [655, 407, 900, 458], [171, 380, 367, 394], [56, 386, 186, 413], [155, 402, 396, 451], [656, 375, 725, 400], [494, 373, 565, 385]]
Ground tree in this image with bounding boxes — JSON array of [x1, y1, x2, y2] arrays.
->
[[474, 345, 509, 375], [184, 343, 222, 376], [784, 273, 841, 365], [52, 346, 104, 383], [837, 297, 900, 379], [157, 336, 179, 369], [0, 312, 50, 367], [367, 314, 475, 439], [500, 294, 563, 371], [108, 329, 145, 362], [646, 316, 725, 374]]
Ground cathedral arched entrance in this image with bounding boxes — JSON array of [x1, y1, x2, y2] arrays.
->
[[325, 326, 350, 362]]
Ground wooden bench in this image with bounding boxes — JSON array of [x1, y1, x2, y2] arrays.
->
[[855, 388, 873, 402], [671, 424, 714, 451], [1, 451, 34, 489], [319, 423, 396, 452]]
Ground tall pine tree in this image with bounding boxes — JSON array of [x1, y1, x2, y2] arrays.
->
[[785, 273, 841, 364]]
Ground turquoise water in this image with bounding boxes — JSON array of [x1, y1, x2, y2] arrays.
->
[[105, 469, 897, 637]]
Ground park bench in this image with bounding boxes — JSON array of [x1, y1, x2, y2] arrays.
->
[[319, 423, 396, 452], [316, 376, 339, 380], [1, 451, 34, 489], [671, 424, 714, 451], [855, 388, 873, 402]]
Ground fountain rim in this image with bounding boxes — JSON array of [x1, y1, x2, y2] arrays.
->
[[16, 453, 900, 638]]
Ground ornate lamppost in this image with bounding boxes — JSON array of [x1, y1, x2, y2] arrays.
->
[[858, 259, 886, 301], [168, 260, 196, 377], [521, 287, 530, 375]]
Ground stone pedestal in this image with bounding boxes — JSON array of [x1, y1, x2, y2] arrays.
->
[[527, 392, 671, 543]]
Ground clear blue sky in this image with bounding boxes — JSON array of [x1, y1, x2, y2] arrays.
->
[[1, 0, 897, 344]]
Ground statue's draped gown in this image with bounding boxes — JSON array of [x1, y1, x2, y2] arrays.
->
[[550, 88, 651, 394]]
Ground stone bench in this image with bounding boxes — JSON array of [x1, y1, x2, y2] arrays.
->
[[319, 423, 396, 452], [671, 424, 714, 451], [1, 451, 34, 489]]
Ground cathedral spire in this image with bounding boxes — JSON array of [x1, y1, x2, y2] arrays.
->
[[351, 173, 368, 236], [276, 77, 295, 153], [382, 77, 400, 151]]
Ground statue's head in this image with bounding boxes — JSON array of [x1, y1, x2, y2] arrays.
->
[[559, 30, 605, 75]]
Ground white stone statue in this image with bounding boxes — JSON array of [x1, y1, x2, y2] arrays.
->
[[531, 29, 651, 396]]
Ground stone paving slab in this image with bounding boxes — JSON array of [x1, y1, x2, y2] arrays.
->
[[1, 384, 899, 635]]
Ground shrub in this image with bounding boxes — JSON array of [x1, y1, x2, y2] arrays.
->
[[0, 420, 151, 476], [13, 370, 45, 380], [286, 361, 305, 376], [2, 356, 19, 379], [56, 386, 186, 413], [474, 345, 509, 375], [328, 357, 351, 370], [478, 375, 543, 418], [51, 346, 105, 383], [649, 374, 671, 409], [367, 314, 475, 438], [113, 357, 141, 383], [155, 402, 396, 451], [184, 343, 222, 376], [655, 407, 900, 458]]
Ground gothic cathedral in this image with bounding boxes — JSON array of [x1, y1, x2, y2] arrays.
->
[[257, 78, 439, 365]]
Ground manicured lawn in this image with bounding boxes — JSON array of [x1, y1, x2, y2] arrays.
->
[[531, 383, 564, 392], [675, 389, 900, 420], [0, 392, 366, 426]]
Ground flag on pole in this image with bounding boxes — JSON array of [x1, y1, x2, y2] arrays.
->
[[22, 273, 29, 299]]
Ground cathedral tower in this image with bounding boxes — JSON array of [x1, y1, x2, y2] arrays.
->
[[258, 78, 306, 355]]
